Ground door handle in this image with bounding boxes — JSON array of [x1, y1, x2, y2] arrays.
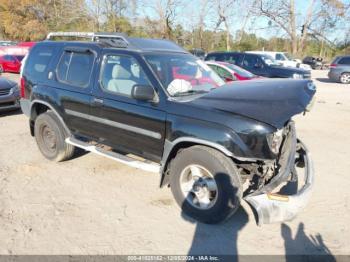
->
[[93, 98, 104, 105]]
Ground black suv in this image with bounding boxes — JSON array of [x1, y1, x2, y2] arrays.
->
[[205, 52, 311, 79], [302, 56, 323, 70], [20, 32, 315, 225]]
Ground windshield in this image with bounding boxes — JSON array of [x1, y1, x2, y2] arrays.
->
[[225, 63, 255, 78], [144, 54, 224, 97], [261, 55, 280, 66]]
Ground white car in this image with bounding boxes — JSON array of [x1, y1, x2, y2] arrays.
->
[[246, 51, 311, 70]]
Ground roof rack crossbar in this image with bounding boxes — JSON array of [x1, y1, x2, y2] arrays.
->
[[46, 32, 130, 47]]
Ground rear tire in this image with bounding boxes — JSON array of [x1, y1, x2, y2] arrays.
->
[[34, 111, 75, 162], [169, 145, 242, 224], [340, 73, 350, 84]]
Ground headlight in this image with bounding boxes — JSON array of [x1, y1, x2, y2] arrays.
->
[[293, 73, 303, 79], [267, 129, 284, 154]]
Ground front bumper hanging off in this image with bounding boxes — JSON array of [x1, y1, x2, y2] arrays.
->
[[244, 140, 314, 225]]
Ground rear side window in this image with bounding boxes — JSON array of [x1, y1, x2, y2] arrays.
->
[[225, 53, 241, 65], [24, 46, 55, 80], [338, 57, 350, 65], [57, 51, 94, 87]]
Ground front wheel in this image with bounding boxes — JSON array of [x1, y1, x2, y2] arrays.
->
[[340, 73, 350, 84], [169, 145, 242, 224]]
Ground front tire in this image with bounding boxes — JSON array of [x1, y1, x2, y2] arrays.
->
[[169, 145, 242, 224], [34, 111, 75, 162], [340, 73, 350, 84]]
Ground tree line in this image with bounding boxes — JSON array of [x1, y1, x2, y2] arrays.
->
[[0, 0, 349, 61]]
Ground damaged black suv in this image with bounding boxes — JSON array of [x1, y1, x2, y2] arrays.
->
[[20, 32, 316, 225]]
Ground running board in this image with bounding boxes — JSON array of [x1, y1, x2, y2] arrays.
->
[[65, 137, 160, 173]]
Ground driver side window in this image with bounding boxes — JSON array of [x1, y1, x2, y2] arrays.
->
[[100, 55, 150, 97]]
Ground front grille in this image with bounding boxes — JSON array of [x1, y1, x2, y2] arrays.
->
[[0, 88, 11, 96]]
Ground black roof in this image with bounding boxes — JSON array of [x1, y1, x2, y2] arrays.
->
[[44, 32, 187, 53]]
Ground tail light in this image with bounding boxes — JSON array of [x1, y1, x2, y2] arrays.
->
[[330, 64, 337, 68], [20, 77, 25, 98]]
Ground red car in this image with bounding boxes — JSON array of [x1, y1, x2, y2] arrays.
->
[[206, 61, 261, 82], [0, 54, 24, 73]]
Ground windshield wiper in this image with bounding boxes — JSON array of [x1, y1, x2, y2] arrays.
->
[[172, 90, 209, 97]]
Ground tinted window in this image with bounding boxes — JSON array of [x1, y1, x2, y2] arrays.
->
[[205, 53, 222, 61], [24, 45, 55, 80], [100, 55, 151, 97], [242, 55, 260, 68], [57, 51, 94, 87], [338, 57, 350, 65], [225, 53, 241, 64], [276, 54, 285, 61]]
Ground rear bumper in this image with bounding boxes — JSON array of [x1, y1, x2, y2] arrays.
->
[[328, 70, 340, 81], [245, 140, 314, 225], [20, 98, 31, 117]]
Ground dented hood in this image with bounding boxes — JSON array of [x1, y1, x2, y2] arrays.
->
[[192, 79, 316, 129]]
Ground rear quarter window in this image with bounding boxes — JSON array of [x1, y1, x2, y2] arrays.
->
[[24, 45, 56, 81], [338, 57, 350, 65], [56, 50, 95, 88]]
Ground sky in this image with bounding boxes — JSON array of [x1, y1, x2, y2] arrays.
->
[[138, 0, 349, 43]]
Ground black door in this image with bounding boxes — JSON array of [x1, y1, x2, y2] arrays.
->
[[91, 51, 166, 162], [50, 45, 100, 138]]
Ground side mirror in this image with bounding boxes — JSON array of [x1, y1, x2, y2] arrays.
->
[[131, 84, 156, 101]]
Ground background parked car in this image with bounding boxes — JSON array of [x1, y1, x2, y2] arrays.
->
[[189, 48, 206, 60], [328, 55, 350, 84], [246, 51, 311, 70], [0, 75, 20, 112], [0, 54, 24, 73], [205, 52, 311, 79], [302, 56, 324, 69], [206, 61, 260, 82]]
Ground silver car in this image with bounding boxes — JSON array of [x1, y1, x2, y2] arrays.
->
[[0, 76, 20, 112], [328, 56, 350, 84]]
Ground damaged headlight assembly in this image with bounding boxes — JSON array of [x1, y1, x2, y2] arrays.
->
[[267, 129, 284, 154]]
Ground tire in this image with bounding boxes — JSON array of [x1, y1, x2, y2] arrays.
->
[[169, 145, 242, 224], [34, 111, 75, 162], [340, 73, 350, 84], [0, 65, 3, 73]]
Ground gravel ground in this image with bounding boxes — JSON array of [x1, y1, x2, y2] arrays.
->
[[0, 71, 349, 256]]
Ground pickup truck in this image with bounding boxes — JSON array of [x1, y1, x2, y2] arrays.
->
[[20, 32, 316, 225]]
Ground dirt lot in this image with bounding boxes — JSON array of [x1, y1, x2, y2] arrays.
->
[[0, 71, 349, 256]]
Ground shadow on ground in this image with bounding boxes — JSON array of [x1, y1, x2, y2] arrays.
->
[[282, 223, 336, 262], [315, 78, 334, 83], [0, 109, 22, 117]]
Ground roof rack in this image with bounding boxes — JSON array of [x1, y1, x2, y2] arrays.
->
[[46, 32, 130, 48]]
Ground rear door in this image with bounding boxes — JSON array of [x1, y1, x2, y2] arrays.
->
[[90, 51, 166, 162], [50, 45, 100, 138]]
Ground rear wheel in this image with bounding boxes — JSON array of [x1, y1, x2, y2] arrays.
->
[[169, 145, 242, 224], [0, 65, 4, 73], [34, 111, 75, 162], [340, 73, 350, 84]]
